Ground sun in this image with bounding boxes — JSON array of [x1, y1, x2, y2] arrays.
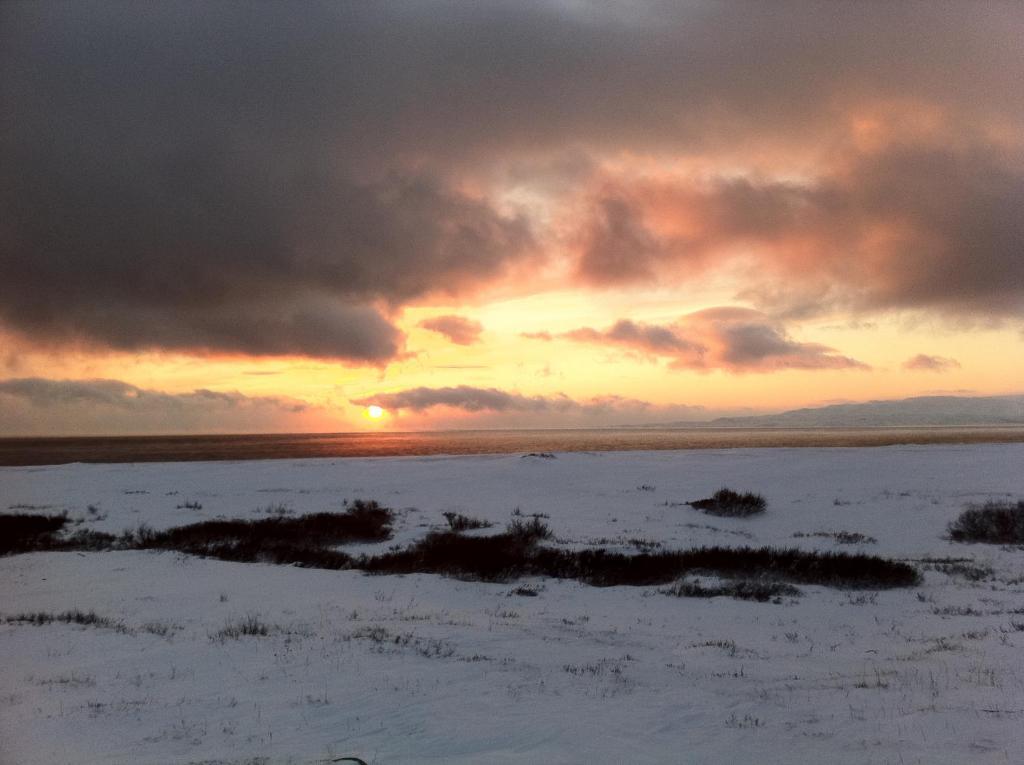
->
[[366, 405, 384, 420]]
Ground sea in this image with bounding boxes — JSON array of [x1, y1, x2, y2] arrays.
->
[[2, 426, 1024, 466]]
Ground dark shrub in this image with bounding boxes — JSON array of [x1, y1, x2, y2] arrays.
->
[[4, 501, 919, 592], [509, 585, 541, 597], [948, 500, 1024, 543], [689, 488, 767, 517], [526, 545, 918, 588], [364, 522, 918, 588], [135, 500, 393, 568], [361, 528, 540, 581], [0, 513, 68, 554], [58, 529, 119, 551], [1, 513, 120, 556], [792, 531, 878, 545], [5, 610, 120, 629], [662, 578, 801, 601], [927, 560, 993, 581], [442, 512, 492, 531], [506, 516, 552, 541]]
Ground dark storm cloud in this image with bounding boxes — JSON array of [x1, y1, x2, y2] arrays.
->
[[552, 308, 868, 372], [576, 143, 1024, 320], [0, 2, 535, 360], [418, 316, 484, 346], [19, 298, 403, 362], [1, 1, 1022, 359], [0, 154, 528, 359], [0, 377, 317, 435]]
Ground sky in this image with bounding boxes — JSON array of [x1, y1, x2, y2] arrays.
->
[[1, 1, 1022, 435]]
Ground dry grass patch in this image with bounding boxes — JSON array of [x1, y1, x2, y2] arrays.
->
[[689, 488, 767, 517], [948, 500, 1024, 544]]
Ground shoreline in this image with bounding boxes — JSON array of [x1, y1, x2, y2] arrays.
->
[[3, 424, 1024, 467]]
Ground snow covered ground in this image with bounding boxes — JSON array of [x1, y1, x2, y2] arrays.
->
[[3, 443, 1024, 764]]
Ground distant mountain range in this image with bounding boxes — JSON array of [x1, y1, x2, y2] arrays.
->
[[686, 395, 1024, 428]]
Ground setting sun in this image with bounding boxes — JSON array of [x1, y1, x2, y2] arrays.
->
[[366, 405, 384, 420]]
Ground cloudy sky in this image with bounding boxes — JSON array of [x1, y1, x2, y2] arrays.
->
[[1, 1, 1022, 434]]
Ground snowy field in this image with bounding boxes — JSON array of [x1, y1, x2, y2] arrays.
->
[[3, 444, 1024, 764]]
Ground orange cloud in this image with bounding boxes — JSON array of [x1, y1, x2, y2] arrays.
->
[[550, 308, 868, 373], [903, 354, 961, 372], [418, 315, 484, 345], [570, 136, 1024, 324]]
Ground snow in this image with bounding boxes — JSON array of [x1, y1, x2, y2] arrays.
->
[[2, 443, 1024, 764]]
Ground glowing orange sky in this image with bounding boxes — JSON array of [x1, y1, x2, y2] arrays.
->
[[1, 3, 1021, 434]]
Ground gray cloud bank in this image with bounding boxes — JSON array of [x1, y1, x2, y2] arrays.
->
[[577, 145, 1024, 321], [554, 308, 867, 372], [351, 385, 708, 426], [355, 386, 580, 414], [1, 1, 1022, 362], [0, 378, 318, 435]]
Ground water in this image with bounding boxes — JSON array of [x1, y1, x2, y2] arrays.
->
[[2, 426, 1024, 466]]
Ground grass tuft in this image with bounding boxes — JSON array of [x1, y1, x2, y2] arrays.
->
[[689, 488, 767, 517], [662, 577, 801, 601], [212, 613, 270, 641], [948, 500, 1024, 544], [792, 530, 877, 545], [5, 609, 122, 630], [506, 516, 553, 541], [442, 512, 493, 532]]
